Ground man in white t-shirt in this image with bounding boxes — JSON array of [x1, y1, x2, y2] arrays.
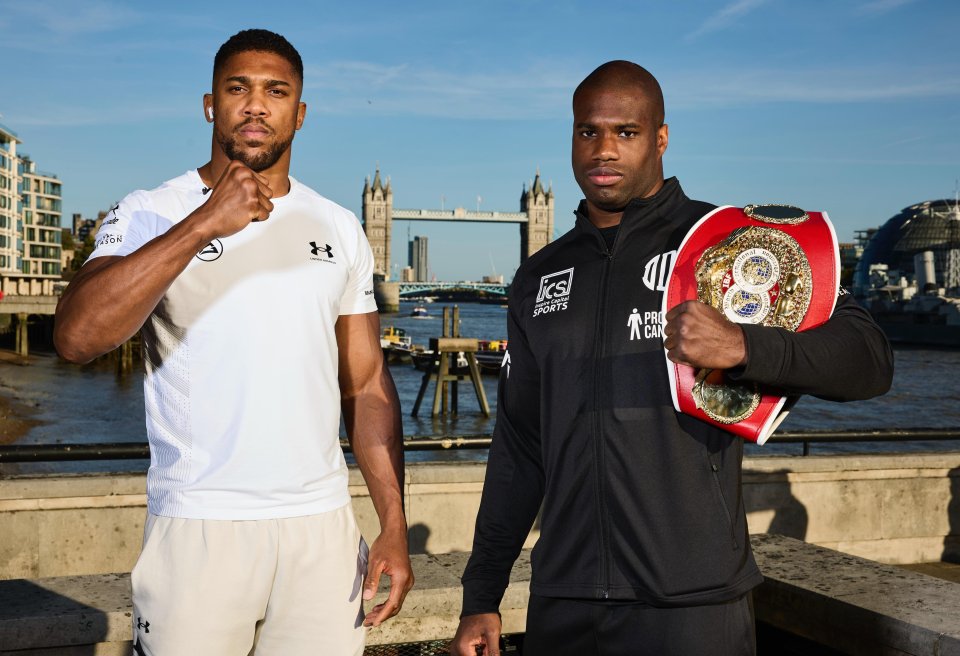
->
[[54, 29, 413, 655]]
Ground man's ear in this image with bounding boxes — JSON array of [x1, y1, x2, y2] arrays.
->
[[296, 102, 307, 130], [657, 123, 669, 157]]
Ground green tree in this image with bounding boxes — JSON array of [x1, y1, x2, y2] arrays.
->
[[72, 235, 95, 271]]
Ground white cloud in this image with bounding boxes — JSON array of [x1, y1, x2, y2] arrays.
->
[[0, 0, 144, 35], [857, 0, 919, 15], [684, 0, 770, 42], [303, 60, 577, 120], [3, 102, 191, 128], [666, 66, 960, 108]]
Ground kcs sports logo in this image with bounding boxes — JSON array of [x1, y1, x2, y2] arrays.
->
[[533, 268, 574, 317]]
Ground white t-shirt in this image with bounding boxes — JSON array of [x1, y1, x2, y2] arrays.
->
[[88, 170, 377, 519]]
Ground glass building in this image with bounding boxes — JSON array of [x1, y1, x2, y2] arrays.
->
[[853, 199, 960, 297], [409, 235, 429, 282]]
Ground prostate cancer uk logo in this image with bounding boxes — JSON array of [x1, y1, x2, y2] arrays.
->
[[533, 267, 574, 317]]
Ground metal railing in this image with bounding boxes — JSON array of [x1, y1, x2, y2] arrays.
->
[[0, 429, 958, 463]]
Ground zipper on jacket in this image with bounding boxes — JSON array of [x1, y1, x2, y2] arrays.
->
[[592, 251, 613, 598], [708, 457, 739, 549]]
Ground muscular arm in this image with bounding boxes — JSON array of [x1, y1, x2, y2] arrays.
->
[[336, 311, 413, 627], [54, 162, 274, 363], [664, 293, 893, 401], [452, 299, 544, 656], [731, 293, 893, 400]]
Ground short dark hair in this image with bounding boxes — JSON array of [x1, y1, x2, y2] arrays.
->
[[213, 29, 303, 84], [574, 60, 665, 127]]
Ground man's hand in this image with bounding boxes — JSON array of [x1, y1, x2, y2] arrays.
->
[[663, 300, 747, 369], [193, 160, 274, 241], [362, 527, 414, 627], [449, 613, 502, 656]]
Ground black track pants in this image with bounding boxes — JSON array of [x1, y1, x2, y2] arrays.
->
[[523, 593, 756, 656]]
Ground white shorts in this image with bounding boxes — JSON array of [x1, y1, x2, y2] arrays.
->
[[131, 503, 368, 655]]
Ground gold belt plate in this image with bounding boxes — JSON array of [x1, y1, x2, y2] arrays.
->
[[691, 225, 812, 423]]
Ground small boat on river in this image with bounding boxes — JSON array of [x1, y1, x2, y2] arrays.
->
[[380, 326, 417, 363], [410, 305, 430, 319]]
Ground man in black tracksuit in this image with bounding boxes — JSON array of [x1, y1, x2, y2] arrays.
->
[[450, 62, 894, 656]]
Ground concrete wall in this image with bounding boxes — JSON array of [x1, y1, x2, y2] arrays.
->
[[6, 538, 960, 654], [2, 453, 959, 580]]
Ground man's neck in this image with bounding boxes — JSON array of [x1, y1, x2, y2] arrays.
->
[[585, 177, 667, 229], [586, 203, 624, 229]]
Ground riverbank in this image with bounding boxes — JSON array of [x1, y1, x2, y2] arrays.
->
[[0, 352, 42, 445]]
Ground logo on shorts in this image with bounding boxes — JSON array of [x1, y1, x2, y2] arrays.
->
[[133, 616, 151, 656], [533, 268, 573, 317], [196, 239, 223, 262]]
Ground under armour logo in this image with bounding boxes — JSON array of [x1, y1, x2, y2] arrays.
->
[[137, 617, 150, 633], [310, 242, 334, 258]]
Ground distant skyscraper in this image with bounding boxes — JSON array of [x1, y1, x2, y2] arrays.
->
[[409, 235, 428, 282]]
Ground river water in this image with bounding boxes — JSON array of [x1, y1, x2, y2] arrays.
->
[[1, 300, 958, 475]]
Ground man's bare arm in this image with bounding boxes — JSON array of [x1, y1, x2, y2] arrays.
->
[[336, 311, 413, 627], [54, 162, 274, 363]]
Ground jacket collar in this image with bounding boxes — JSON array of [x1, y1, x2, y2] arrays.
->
[[574, 177, 689, 239]]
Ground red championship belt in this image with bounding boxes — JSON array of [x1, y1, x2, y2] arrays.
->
[[662, 204, 840, 444]]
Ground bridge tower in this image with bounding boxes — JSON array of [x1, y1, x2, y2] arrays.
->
[[362, 169, 393, 279], [519, 170, 554, 262]]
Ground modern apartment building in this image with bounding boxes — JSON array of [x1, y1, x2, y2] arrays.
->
[[0, 122, 63, 295], [20, 156, 62, 279], [0, 124, 19, 280]]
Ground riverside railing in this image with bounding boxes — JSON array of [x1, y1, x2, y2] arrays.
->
[[0, 428, 959, 462]]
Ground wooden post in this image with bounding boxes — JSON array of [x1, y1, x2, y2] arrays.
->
[[409, 307, 491, 417], [451, 305, 460, 411], [117, 340, 134, 376], [15, 313, 28, 358], [441, 307, 451, 414]]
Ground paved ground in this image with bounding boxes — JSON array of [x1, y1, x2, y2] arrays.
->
[[900, 561, 960, 584]]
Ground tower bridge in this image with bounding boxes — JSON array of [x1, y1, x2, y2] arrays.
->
[[361, 169, 555, 281]]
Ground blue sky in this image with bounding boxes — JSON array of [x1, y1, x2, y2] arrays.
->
[[1, 0, 957, 281]]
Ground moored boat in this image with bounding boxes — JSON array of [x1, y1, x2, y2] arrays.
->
[[380, 326, 417, 362]]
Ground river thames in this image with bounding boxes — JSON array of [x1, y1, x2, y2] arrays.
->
[[1, 300, 958, 475]]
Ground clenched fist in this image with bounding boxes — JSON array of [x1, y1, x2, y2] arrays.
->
[[663, 300, 748, 370], [193, 160, 274, 241]]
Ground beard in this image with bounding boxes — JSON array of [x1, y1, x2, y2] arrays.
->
[[216, 121, 293, 172]]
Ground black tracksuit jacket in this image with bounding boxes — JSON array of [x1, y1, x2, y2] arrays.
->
[[461, 178, 894, 614]]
